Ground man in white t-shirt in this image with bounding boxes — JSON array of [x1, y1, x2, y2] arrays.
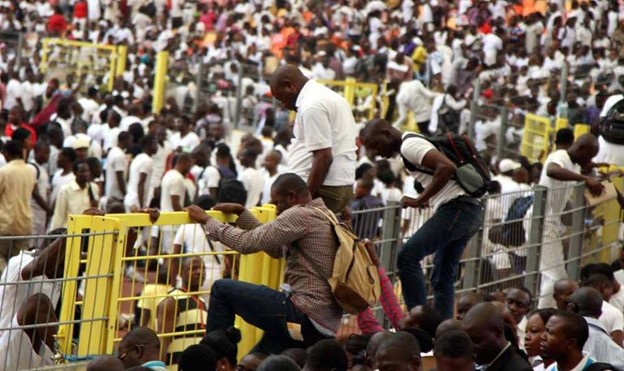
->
[[50, 148, 77, 207], [0, 234, 65, 337], [124, 135, 158, 212], [261, 150, 283, 205], [269, 65, 357, 213], [4, 73, 22, 110], [0, 293, 57, 370], [78, 87, 100, 123], [172, 195, 222, 302], [168, 116, 200, 153], [537, 134, 603, 309], [103, 110, 123, 153], [105, 132, 131, 209], [159, 153, 194, 254], [237, 148, 264, 209], [30, 142, 51, 239], [360, 119, 483, 319]]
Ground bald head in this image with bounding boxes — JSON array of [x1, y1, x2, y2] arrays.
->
[[87, 356, 124, 371], [568, 287, 603, 318], [376, 332, 421, 370], [435, 319, 463, 338], [270, 65, 309, 111], [463, 302, 504, 337], [121, 327, 160, 349], [554, 279, 578, 311], [366, 331, 393, 366], [569, 134, 599, 166]]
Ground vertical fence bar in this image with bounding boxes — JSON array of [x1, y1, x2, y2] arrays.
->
[[497, 106, 508, 161], [463, 203, 487, 290], [524, 185, 547, 297], [116, 45, 127, 76], [468, 79, 481, 140], [377, 203, 401, 326], [567, 182, 587, 281], [152, 51, 169, 114]]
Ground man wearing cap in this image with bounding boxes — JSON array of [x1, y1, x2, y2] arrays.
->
[[492, 159, 525, 211]]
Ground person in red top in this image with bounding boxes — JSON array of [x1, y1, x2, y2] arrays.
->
[[5, 107, 37, 143], [47, 7, 67, 36], [31, 79, 61, 129], [73, 0, 88, 20]]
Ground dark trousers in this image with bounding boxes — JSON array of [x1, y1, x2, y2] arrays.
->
[[207, 279, 330, 354], [398, 197, 482, 318]]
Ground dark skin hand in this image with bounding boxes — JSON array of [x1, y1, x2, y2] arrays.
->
[[401, 149, 456, 208]]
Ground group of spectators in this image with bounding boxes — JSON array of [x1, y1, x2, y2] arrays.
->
[[1, 0, 624, 369]]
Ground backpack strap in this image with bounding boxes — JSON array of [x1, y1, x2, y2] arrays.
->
[[29, 161, 41, 180], [296, 206, 340, 281], [401, 133, 435, 176]]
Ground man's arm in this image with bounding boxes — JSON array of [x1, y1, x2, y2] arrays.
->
[[402, 149, 456, 208], [115, 170, 127, 196], [171, 195, 182, 211], [137, 172, 147, 208], [157, 298, 177, 361], [547, 163, 604, 195], [308, 148, 333, 197], [32, 185, 48, 212], [50, 188, 68, 230]]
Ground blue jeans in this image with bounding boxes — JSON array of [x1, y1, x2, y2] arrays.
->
[[398, 197, 482, 318], [207, 279, 330, 354]]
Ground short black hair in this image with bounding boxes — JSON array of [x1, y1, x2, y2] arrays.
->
[[355, 163, 374, 180], [256, 355, 301, 371], [118, 131, 131, 143], [589, 263, 615, 281], [305, 340, 348, 371], [555, 128, 574, 145], [532, 308, 558, 328], [179, 344, 217, 370], [554, 311, 589, 350], [140, 134, 156, 148], [11, 128, 31, 143], [200, 327, 241, 366], [582, 273, 613, 291], [377, 169, 396, 186], [60, 147, 78, 163], [2, 140, 22, 158], [272, 173, 309, 197], [195, 195, 216, 210], [433, 329, 474, 360]]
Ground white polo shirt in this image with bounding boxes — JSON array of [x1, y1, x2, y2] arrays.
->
[[238, 167, 264, 209], [288, 80, 357, 186], [124, 153, 153, 210], [105, 146, 128, 201], [0, 317, 55, 370], [160, 169, 186, 212]]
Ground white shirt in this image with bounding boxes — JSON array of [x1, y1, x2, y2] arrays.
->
[[30, 161, 49, 211], [119, 115, 142, 132], [401, 134, 465, 210], [50, 170, 75, 206], [539, 150, 581, 216], [0, 251, 61, 336], [261, 170, 280, 205], [0, 317, 55, 370], [103, 127, 121, 152], [20, 81, 34, 112], [288, 80, 357, 186], [517, 316, 527, 351], [600, 300, 624, 335], [173, 224, 223, 286], [584, 316, 624, 369], [105, 146, 128, 200], [161, 169, 187, 212], [595, 136, 624, 167], [396, 80, 440, 123], [4, 79, 21, 110], [50, 181, 99, 229], [151, 144, 171, 189], [380, 187, 403, 204], [168, 131, 200, 152], [124, 153, 153, 209], [78, 97, 99, 123], [237, 167, 264, 209]]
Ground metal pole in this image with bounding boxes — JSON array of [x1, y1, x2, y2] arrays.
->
[[566, 182, 587, 281], [524, 185, 547, 297], [15, 32, 23, 71], [377, 202, 402, 327], [497, 106, 508, 161], [462, 202, 487, 291], [468, 79, 481, 140]]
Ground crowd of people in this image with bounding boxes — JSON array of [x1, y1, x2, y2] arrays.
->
[[2, 0, 624, 369]]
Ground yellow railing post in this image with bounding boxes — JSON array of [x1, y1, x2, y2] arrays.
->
[[521, 113, 551, 163], [573, 123, 591, 138], [344, 77, 356, 106], [116, 46, 127, 77], [152, 51, 169, 114], [40, 38, 50, 73]]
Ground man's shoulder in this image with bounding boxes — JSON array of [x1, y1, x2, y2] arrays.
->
[[494, 347, 532, 371]]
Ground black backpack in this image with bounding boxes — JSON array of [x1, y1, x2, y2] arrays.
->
[[599, 98, 624, 145], [401, 133, 491, 198], [501, 195, 534, 247], [216, 167, 247, 205], [437, 95, 461, 134]]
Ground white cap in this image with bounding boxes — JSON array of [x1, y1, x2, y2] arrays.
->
[[72, 137, 90, 150], [499, 159, 521, 173]]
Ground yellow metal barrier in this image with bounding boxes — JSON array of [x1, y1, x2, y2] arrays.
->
[[521, 113, 552, 163], [152, 51, 169, 114], [573, 124, 591, 138], [58, 206, 279, 363], [317, 78, 379, 120], [40, 38, 126, 92], [555, 118, 569, 132]]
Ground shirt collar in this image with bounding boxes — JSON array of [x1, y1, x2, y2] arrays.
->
[[295, 79, 315, 110], [584, 316, 610, 335]]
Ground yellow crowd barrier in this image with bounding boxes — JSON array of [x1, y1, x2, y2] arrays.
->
[[57, 206, 281, 364], [574, 123, 591, 138], [40, 38, 127, 93], [318, 78, 379, 121], [521, 113, 552, 163]]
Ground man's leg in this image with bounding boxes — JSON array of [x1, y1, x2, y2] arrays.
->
[[207, 279, 298, 340], [393, 104, 409, 129], [317, 185, 353, 215], [430, 202, 482, 318], [538, 221, 567, 309]]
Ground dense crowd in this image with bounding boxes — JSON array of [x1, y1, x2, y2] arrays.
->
[[1, 0, 624, 370]]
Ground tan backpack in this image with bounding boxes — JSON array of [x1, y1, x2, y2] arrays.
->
[[300, 207, 381, 315]]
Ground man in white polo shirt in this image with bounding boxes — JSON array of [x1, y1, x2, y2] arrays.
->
[[269, 64, 357, 213]]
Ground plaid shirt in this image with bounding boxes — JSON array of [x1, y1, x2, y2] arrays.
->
[[204, 198, 343, 333]]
